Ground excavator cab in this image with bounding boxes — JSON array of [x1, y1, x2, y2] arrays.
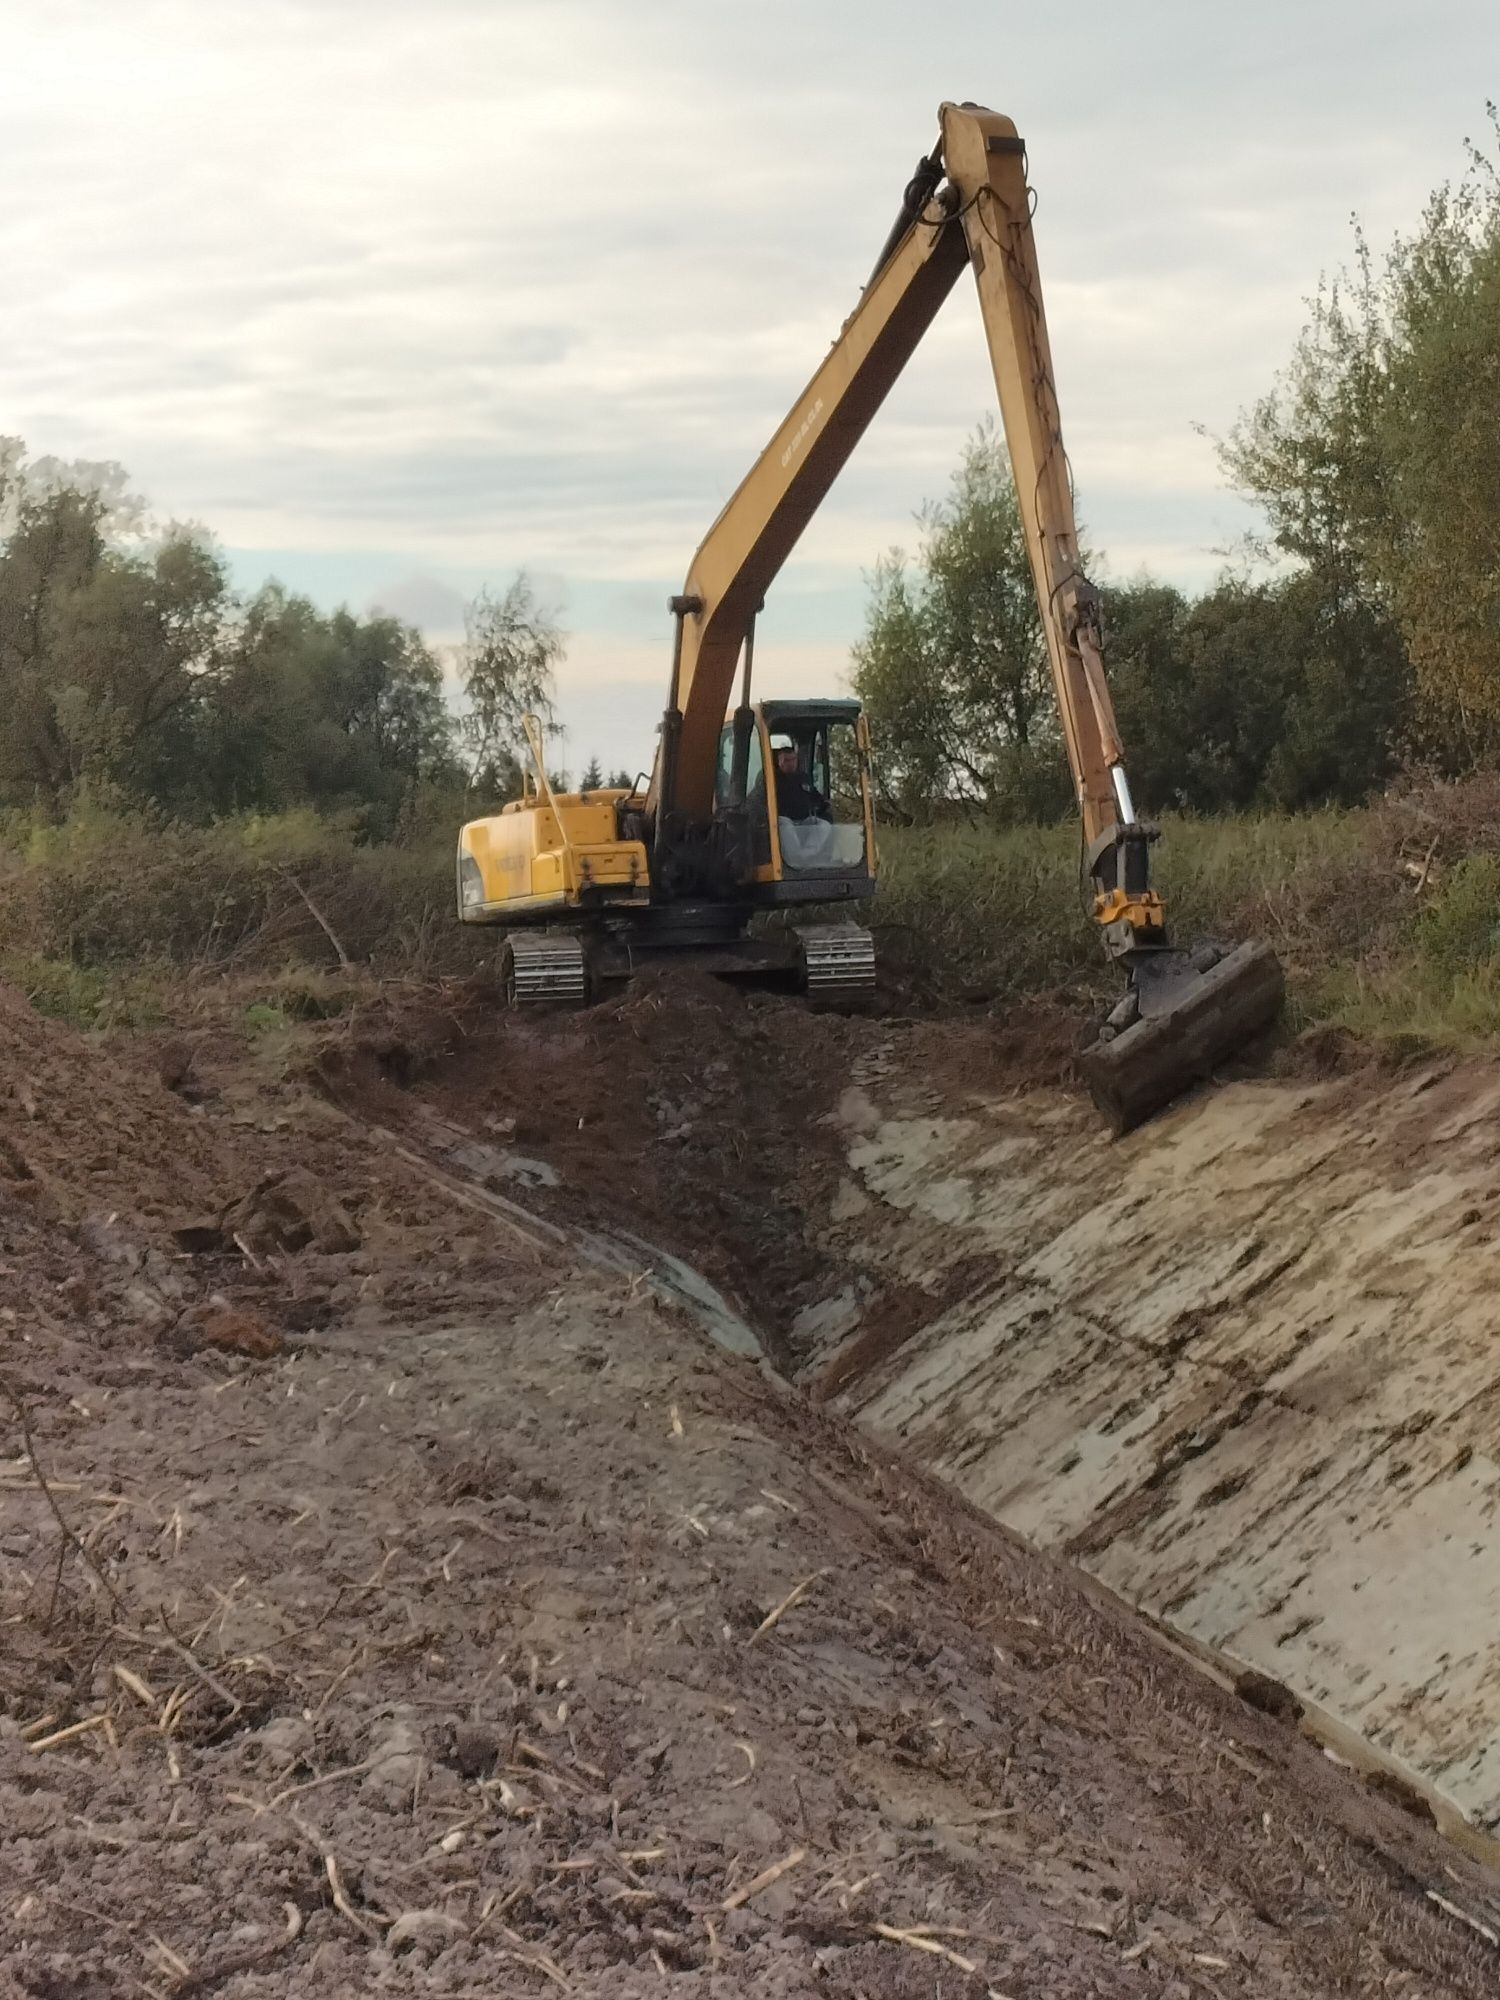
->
[[715, 700, 876, 897]]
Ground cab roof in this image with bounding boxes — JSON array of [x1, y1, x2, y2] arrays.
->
[[759, 697, 861, 724]]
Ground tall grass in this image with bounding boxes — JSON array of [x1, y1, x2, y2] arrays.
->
[[0, 803, 470, 973], [0, 803, 484, 1025], [874, 809, 1370, 1006], [876, 788, 1500, 1046], [1, 782, 1497, 1048], [873, 822, 1095, 997]]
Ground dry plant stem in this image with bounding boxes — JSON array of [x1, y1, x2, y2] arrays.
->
[[170, 1903, 304, 1995], [27, 1713, 113, 1753], [274, 867, 353, 970], [872, 1922, 979, 1974], [749, 1571, 825, 1644], [152, 1613, 243, 1718], [0, 1366, 128, 1626], [1426, 1892, 1500, 1949], [724, 1739, 756, 1789], [721, 1846, 807, 1911], [323, 1852, 377, 1937], [263, 1759, 374, 1813]]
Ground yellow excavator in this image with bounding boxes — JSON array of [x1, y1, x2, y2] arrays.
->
[[458, 99, 1283, 1130]]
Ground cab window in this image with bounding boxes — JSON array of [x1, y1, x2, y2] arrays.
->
[[716, 719, 771, 865], [772, 718, 867, 873]]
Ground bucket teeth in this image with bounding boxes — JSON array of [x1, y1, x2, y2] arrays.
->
[[1081, 940, 1285, 1135]]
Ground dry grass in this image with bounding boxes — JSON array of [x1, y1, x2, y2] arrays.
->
[[872, 809, 1368, 1008], [5, 780, 1500, 1050], [876, 780, 1500, 1047], [0, 804, 487, 1029], [0, 804, 480, 991]]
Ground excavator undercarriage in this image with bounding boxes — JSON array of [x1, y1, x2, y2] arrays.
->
[[500, 911, 876, 1011]]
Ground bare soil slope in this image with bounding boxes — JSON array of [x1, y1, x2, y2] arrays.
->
[[1, 982, 1497, 1997]]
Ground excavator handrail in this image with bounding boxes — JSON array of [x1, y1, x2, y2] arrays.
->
[[521, 712, 579, 890]]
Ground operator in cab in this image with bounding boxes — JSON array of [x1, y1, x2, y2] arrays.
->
[[770, 737, 831, 823]]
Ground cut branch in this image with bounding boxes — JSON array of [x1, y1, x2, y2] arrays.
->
[[274, 868, 352, 970]]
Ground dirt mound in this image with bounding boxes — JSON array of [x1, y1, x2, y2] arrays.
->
[[0, 984, 241, 1230], [0, 982, 545, 1391], [4, 975, 1498, 1995]]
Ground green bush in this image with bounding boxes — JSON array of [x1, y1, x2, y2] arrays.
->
[[0, 951, 167, 1029], [1417, 854, 1500, 977], [242, 1001, 291, 1034], [0, 804, 477, 979]]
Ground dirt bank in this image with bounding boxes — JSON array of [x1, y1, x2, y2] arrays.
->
[[333, 983, 1500, 1830], [315, 971, 1080, 1357], [2, 980, 1498, 1995], [779, 1043, 1500, 1838], [316, 980, 1500, 1842]]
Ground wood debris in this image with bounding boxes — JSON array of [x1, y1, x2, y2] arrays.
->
[[721, 1846, 807, 1911]]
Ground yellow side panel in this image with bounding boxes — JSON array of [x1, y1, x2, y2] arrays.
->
[[466, 806, 546, 907], [458, 793, 650, 922]]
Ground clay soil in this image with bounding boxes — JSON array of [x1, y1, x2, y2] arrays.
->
[[2, 977, 1497, 1997]]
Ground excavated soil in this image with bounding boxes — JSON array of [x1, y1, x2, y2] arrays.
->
[[318, 972, 1083, 1358], [1, 978, 1498, 1997]]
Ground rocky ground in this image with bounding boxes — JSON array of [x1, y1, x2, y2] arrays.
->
[[1, 976, 1497, 1997]]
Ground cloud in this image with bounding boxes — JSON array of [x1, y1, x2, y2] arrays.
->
[[6, 0, 1497, 705], [365, 572, 469, 631], [542, 637, 858, 785]]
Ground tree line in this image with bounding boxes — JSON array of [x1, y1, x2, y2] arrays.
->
[[854, 114, 1500, 822], [0, 443, 585, 840]]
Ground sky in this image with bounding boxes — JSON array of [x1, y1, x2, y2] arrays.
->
[[4, 0, 1498, 774]]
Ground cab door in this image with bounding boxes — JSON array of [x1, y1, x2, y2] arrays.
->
[[715, 717, 774, 877]]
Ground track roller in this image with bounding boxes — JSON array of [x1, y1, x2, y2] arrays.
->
[[503, 933, 588, 1008], [799, 923, 876, 1006]]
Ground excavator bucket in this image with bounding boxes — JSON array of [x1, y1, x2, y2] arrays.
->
[[1080, 940, 1285, 1136]]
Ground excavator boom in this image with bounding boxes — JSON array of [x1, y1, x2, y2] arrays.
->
[[653, 174, 968, 828]]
